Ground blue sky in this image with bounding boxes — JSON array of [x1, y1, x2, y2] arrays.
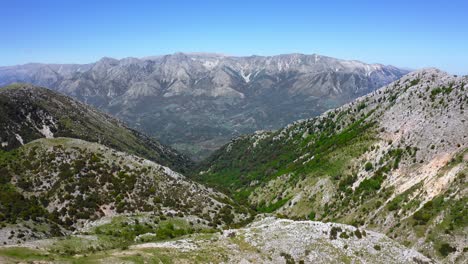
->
[[1, 0, 467, 74]]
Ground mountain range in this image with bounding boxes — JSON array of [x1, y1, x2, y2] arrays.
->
[[0, 53, 408, 159], [0, 63, 466, 263]]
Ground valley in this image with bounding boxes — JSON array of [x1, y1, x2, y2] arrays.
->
[[2, 1, 466, 263], [0, 69, 466, 263]]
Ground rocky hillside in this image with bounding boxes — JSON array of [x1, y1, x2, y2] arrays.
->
[[0, 53, 408, 159], [0, 138, 250, 246], [0, 84, 250, 256], [196, 68, 467, 262], [0, 216, 432, 263], [0, 83, 193, 173]]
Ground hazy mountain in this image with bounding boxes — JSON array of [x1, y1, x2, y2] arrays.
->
[[0, 53, 409, 159], [196, 69, 467, 262], [0, 83, 193, 172]]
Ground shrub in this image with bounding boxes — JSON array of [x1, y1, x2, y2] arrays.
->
[[338, 175, 356, 193], [357, 103, 366, 111], [354, 229, 362, 239], [409, 79, 420, 86], [280, 252, 295, 264], [356, 175, 383, 194], [329, 226, 342, 240], [339, 232, 349, 239], [387, 194, 405, 211], [412, 196, 444, 225], [438, 243, 456, 257], [308, 211, 315, 220]]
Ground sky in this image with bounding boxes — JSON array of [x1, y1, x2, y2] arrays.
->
[[1, 0, 467, 74]]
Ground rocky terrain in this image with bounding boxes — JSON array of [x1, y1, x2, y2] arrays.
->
[[0, 69, 465, 263], [0, 85, 250, 257], [0, 216, 431, 263], [197, 68, 467, 262], [0, 83, 193, 172], [0, 53, 408, 159], [0, 137, 250, 248]]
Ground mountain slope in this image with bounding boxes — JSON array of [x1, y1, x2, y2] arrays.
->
[[196, 68, 467, 262], [0, 53, 408, 159], [0, 84, 250, 251], [0, 83, 193, 173], [0, 138, 250, 246], [0, 216, 432, 263]]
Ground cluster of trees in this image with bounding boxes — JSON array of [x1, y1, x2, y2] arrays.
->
[[0, 150, 49, 225]]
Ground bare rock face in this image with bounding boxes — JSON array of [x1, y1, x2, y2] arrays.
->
[[0, 53, 408, 159]]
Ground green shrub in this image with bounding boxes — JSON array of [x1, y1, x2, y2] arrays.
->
[[354, 229, 362, 239], [438, 243, 456, 257], [338, 175, 356, 193], [409, 79, 420, 86], [388, 195, 404, 211], [329, 226, 342, 240], [412, 196, 444, 225], [308, 211, 315, 220], [339, 232, 349, 239], [356, 175, 383, 194], [357, 103, 366, 111]]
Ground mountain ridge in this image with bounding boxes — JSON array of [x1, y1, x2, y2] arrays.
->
[[1, 52, 401, 68], [0, 68, 464, 263], [0, 83, 193, 172], [195, 68, 467, 262], [0, 53, 409, 159]]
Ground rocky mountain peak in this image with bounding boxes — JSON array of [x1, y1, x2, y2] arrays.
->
[[0, 53, 409, 159]]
